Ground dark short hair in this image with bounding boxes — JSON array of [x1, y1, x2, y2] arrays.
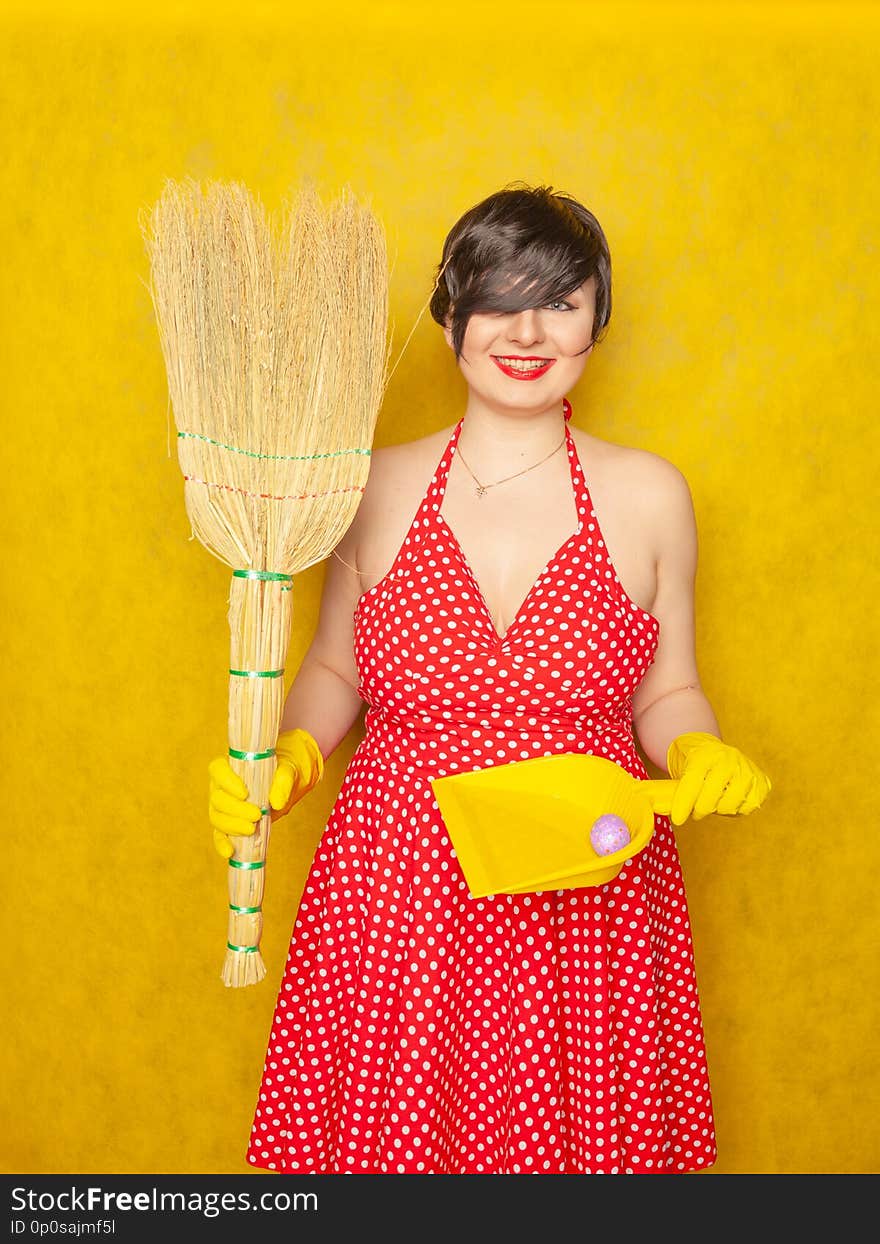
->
[[429, 182, 612, 360]]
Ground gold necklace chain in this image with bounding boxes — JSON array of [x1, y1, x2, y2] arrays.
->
[[455, 429, 567, 498]]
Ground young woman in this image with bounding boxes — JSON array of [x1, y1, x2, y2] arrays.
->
[[209, 184, 770, 1175]]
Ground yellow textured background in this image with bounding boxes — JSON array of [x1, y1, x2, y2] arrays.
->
[[2, 1, 878, 1175]]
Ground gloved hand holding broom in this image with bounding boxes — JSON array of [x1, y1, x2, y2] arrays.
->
[[209, 727, 325, 859]]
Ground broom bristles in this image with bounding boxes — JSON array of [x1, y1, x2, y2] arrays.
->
[[141, 177, 391, 575], [142, 178, 390, 987]]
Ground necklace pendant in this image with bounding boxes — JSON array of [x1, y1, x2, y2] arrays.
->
[[475, 484, 487, 498]]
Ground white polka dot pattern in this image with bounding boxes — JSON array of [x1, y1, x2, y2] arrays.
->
[[246, 406, 717, 1174]]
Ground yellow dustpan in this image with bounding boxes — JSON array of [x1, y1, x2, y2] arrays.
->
[[429, 754, 678, 897]]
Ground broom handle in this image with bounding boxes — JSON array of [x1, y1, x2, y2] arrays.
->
[[222, 569, 294, 988]]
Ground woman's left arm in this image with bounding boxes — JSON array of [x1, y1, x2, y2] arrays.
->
[[630, 457, 718, 768], [631, 457, 772, 822]]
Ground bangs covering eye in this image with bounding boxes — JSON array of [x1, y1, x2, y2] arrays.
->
[[470, 261, 585, 318]]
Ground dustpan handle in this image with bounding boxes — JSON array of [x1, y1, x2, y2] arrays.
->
[[640, 778, 679, 816]]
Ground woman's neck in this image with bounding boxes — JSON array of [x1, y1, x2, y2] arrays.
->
[[456, 397, 568, 475]]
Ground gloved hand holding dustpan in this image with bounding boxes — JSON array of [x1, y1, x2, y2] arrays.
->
[[429, 736, 771, 897]]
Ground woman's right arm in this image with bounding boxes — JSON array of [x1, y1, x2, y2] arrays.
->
[[209, 446, 401, 852], [208, 517, 368, 855], [276, 517, 367, 762]]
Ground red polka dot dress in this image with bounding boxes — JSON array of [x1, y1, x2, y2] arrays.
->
[[246, 400, 717, 1175]]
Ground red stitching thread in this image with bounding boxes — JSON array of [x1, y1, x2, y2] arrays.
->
[[183, 476, 366, 502]]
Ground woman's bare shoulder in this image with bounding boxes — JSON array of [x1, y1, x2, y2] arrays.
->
[[572, 426, 692, 505], [570, 426, 696, 565], [337, 425, 456, 556], [361, 427, 454, 507]]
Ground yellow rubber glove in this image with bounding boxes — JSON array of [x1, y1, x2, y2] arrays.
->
[[666, 731, 771, 826], [208, 727, 325, 859]]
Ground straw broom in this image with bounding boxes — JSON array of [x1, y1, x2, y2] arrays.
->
[[141, 178, 389, 987]]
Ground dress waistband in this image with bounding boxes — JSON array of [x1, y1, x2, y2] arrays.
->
[[356, 704, 638, 782], [363, 703, 631, 737]]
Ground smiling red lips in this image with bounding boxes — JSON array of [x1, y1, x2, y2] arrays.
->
[[491, 356, 556, 381]]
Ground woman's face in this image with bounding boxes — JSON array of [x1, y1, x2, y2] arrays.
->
[[443, 276, 597, 414]]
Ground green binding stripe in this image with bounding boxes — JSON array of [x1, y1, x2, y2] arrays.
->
[[232, 569, 292, 583], [178, 431, 371, 462], [229, 903, 262, 914], [227, 942, 260, 953], [259, 806, 270, 816], [228, 858, 265, 870], [229, 747, 275, 761], [229, 668, 285, 679]]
